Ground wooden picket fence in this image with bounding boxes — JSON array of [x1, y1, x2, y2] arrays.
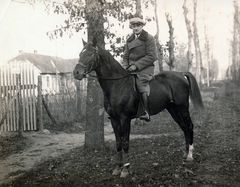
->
[[0, 62, 37, 131], [1, 61, 87, 132]]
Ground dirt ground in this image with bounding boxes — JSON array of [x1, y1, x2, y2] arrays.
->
[[0, 80, 240, 187]]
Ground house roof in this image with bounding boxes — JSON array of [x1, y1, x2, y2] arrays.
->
[[8, 52, 78, 74]]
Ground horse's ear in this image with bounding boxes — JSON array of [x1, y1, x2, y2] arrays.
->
[[82, 39, 87, 46], [92, 35, 97, 47]]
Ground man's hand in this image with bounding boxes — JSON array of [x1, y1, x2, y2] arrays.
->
[[126, 65, 137, 72]]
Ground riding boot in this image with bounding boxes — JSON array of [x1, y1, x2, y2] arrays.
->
[[139, 93, 150, 122]]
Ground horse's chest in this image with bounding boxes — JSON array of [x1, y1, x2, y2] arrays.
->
[[107, 95, 133, 112]]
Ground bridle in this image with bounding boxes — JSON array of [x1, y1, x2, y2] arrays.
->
[[78, 45, 131, 80], [77, 46, 99, 75]]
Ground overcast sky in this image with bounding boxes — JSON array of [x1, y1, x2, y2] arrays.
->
[[0, 0, 85, 64], [0, 0, 235, 78]]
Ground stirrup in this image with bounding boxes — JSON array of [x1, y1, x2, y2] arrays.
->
[[139, 111, 150, 122]]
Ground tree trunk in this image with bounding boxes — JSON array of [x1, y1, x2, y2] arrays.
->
[[135, 0, 141, 17], [84, 77, 105, 150], [84, 0, 105, 150], [232, 1, 239, 82], [204, 25, 210, 87], [182, 0, 193, 71], [192, 0, 202, 86], [155, 0, 163, 73], [165, 13, 175, 71], [237, 2, 240, 83]]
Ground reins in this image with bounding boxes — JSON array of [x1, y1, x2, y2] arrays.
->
[[80, 45, 131, 80], [87, 73, 131, 80]]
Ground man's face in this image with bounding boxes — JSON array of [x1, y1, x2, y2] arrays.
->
[[131, 23, 143, 34]]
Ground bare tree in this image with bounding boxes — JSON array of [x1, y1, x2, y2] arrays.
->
[[154, 0, 163, 72], [232, 1, 240, 82], [192, 0, 203, 86], [237, 2, 240, 82], [182, 0, 193, 71], [165, 13, 175, 71], [204, 24, 210, 87]]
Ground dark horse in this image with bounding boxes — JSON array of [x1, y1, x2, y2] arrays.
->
[[73, 38, 204, 178]]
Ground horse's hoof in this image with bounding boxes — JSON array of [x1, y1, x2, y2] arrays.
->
[[120, 167, 129, 178], [186, 156, 193, 161], [112, 166, 121, 176]]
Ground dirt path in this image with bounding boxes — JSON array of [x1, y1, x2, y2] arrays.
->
[[0, 120, 179, 185], [191, 82, 240, 186], [0, 132, 84, 185]]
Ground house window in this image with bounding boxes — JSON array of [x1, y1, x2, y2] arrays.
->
[[46, 76, 50, 87]]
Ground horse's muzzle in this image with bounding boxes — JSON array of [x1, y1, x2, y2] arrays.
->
[[73, 65, 86, 80]]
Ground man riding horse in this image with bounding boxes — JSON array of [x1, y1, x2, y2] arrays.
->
[[122, 17, 157, 122], [73, 16, 204, 178]]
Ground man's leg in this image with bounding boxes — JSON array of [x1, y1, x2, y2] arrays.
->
[[139, 92, 150, 122], [136, 74, 151, 122]]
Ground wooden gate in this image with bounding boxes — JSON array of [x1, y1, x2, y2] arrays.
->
[[0, 62, 37, 131]]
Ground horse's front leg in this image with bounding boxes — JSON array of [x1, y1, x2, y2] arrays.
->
[[110, 118, 123, 176], [120, 116, 131, 178]]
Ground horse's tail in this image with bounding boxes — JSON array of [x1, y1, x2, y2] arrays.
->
[[182, 72, 204, 111]]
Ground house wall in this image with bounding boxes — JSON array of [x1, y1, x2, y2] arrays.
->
[[41, 74, 60, 95], [8, 60, 62, 95]]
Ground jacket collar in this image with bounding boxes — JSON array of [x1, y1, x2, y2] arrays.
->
[[127, 29, 148, 43]]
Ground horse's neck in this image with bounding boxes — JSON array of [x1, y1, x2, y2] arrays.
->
[[97, 49, 127, 78], [96, 50, 129, 93]]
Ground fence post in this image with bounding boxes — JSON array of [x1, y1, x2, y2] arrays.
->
[[76, 81, 82, 116], [17, 74, 23, 136], [37, 75, 43, 132]]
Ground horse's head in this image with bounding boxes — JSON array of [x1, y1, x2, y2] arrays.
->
[[73, 37, 99, 80]]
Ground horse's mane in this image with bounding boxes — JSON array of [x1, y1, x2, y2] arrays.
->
[[97, 45, 127, 75]]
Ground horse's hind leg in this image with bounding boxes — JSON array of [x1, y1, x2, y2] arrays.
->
[[166, 103, 194, 161]]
